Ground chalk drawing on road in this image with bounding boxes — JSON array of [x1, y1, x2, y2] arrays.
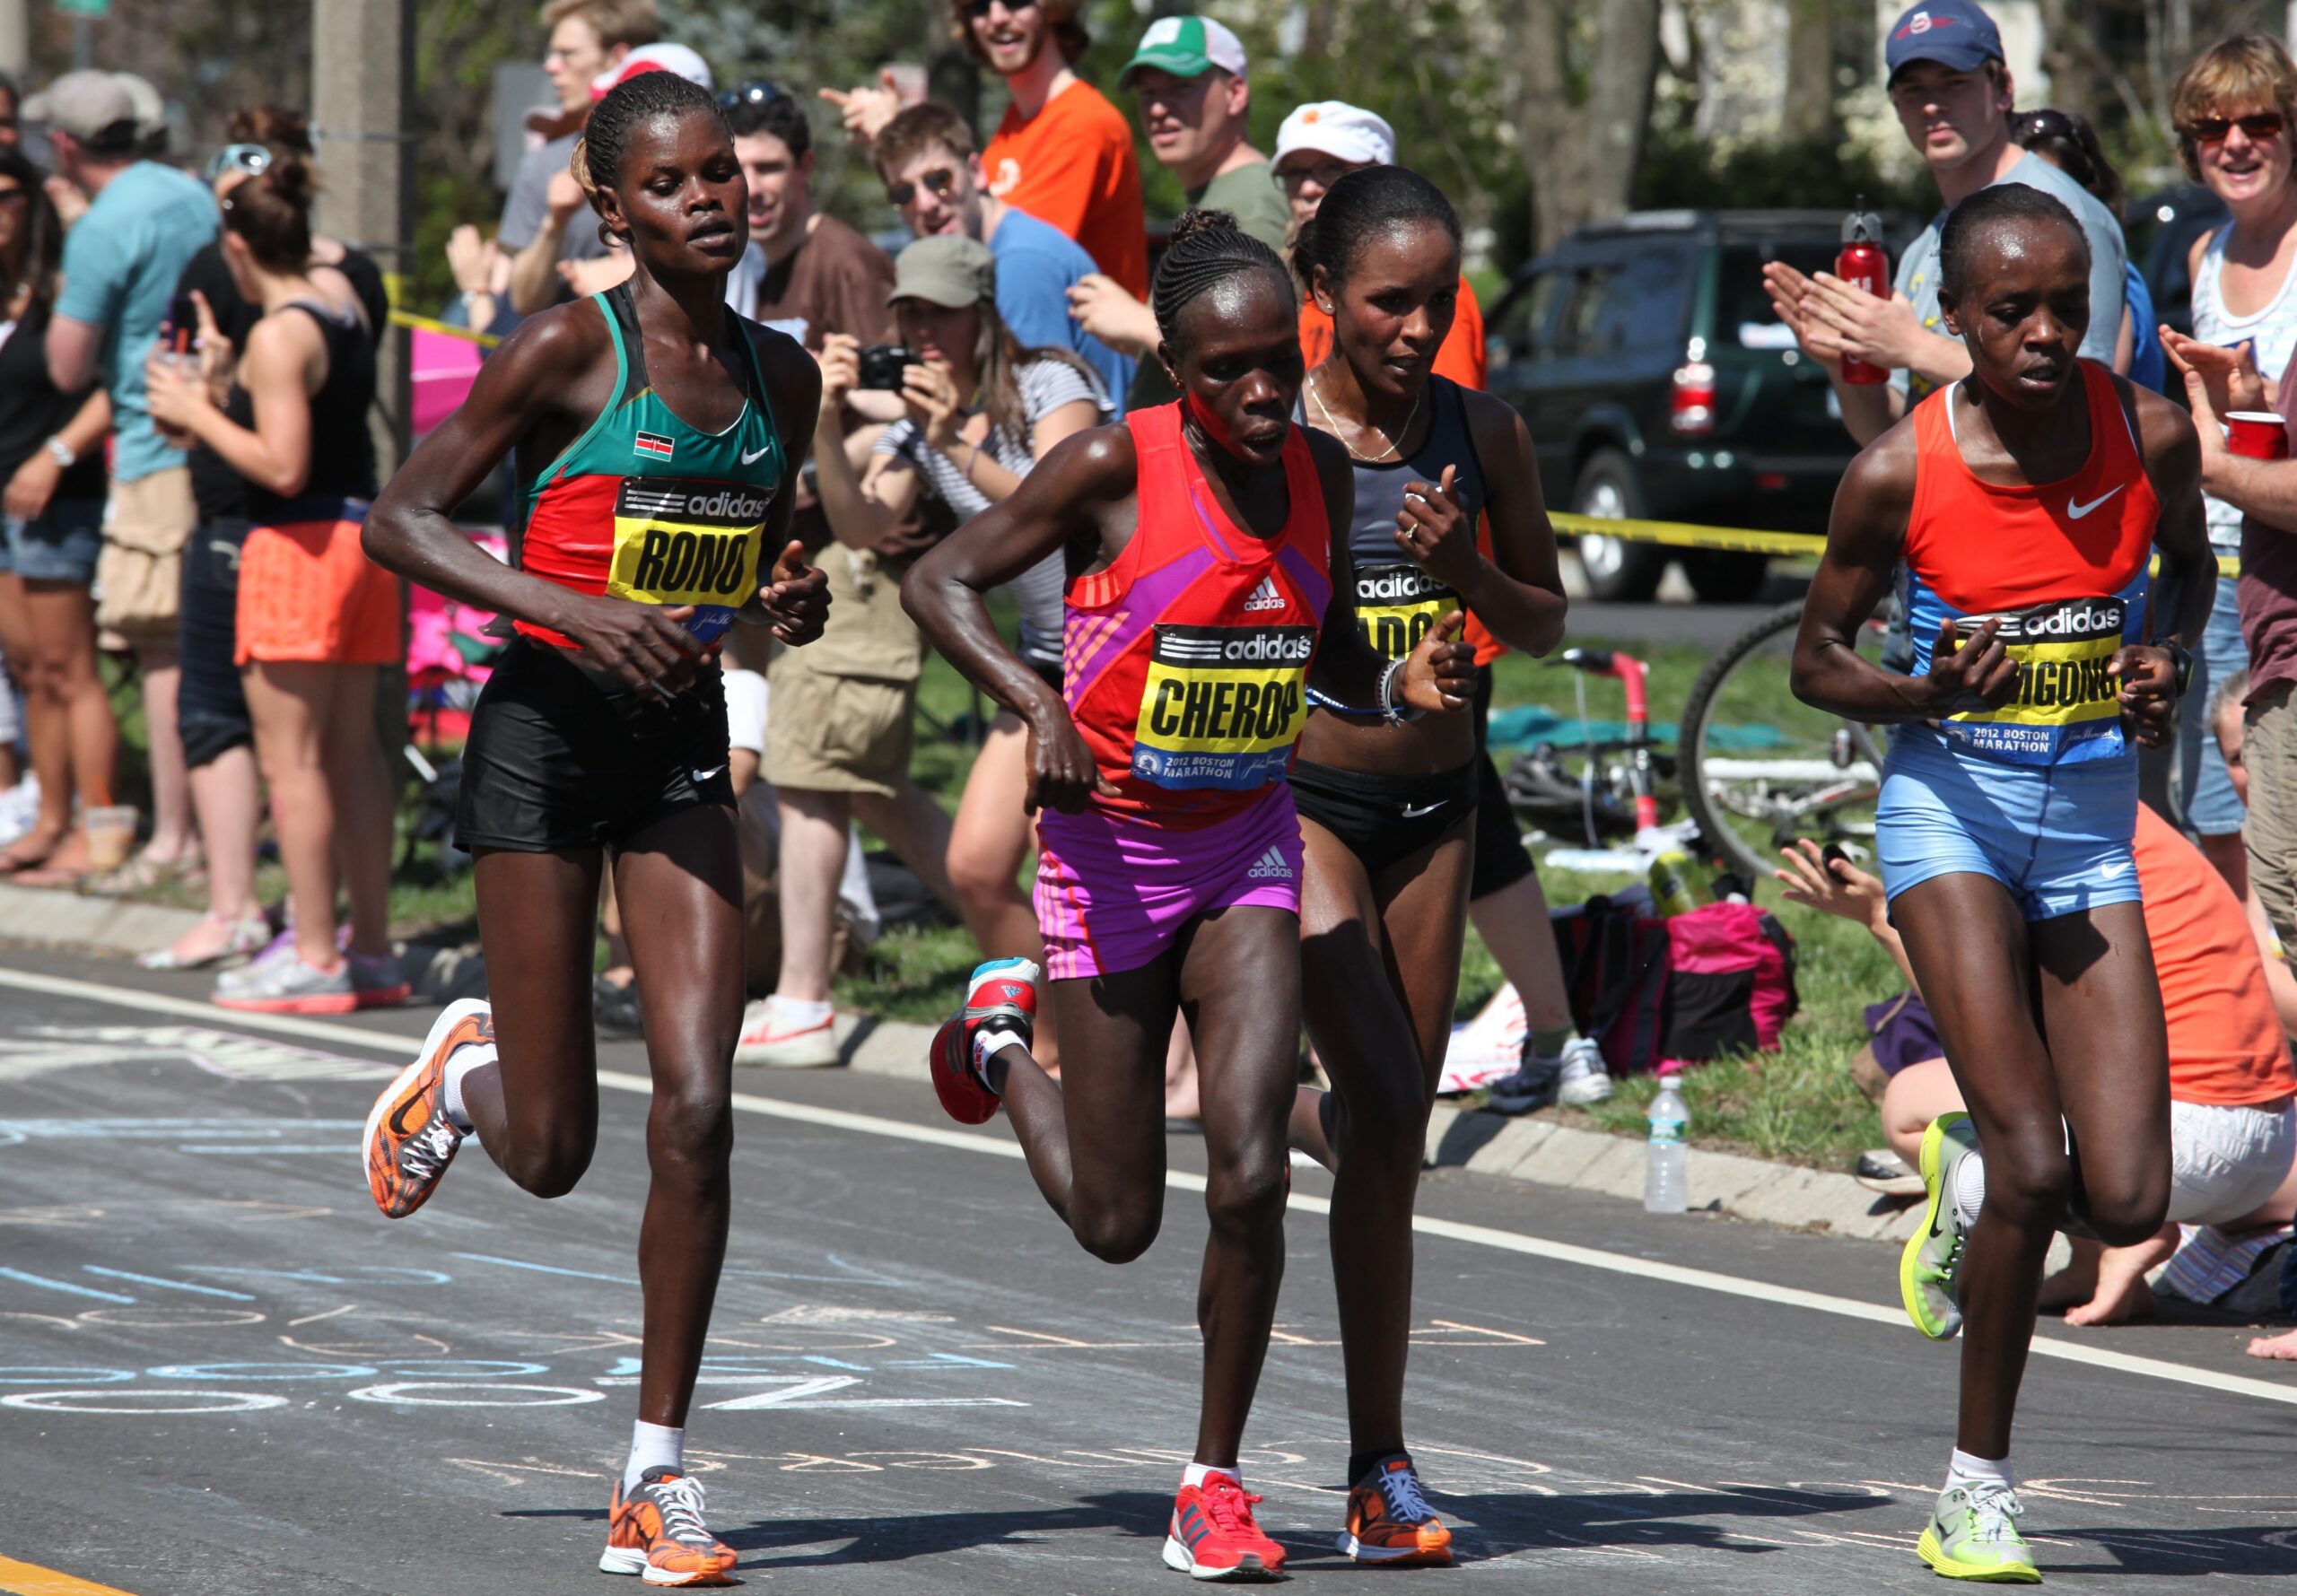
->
[[0, 1025, 394, 1084], [964, 1318, 1542, 1352], [1, 1389, 288, 1415], [351, 1382, 607, 1408], [77, 1306, 266, 1330]]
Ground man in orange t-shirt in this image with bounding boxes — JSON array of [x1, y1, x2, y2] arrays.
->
[[1275, 101, 1486, 391], [956, 0, 1148, 298]]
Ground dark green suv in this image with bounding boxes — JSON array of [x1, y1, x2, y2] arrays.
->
[[1486, 209, 1881, 602]]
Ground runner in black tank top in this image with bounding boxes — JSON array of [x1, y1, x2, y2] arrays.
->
[[354, 75, 828, 1587], [1281, 167, 1568, 1565]]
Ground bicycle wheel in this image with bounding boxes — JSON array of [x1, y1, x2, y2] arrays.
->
[[1678, 599, 1888, 880]]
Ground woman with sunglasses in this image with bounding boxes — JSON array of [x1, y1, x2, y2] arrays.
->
[[0, 142, 117, 883], [2167, 36, 2297, 902], [134, 109, 392, 971]]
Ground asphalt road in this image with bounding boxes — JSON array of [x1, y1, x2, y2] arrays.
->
[[2, 944, 2293, 1595]]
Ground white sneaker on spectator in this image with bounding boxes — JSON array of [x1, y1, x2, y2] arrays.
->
[[1555, 1037, 1614, 1105], [733, 995, 839, 1068], [0, 775, 39, 846]]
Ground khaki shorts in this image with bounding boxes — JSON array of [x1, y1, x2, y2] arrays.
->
[[96, 467, 197, 648], [763, 650, 916, 798]]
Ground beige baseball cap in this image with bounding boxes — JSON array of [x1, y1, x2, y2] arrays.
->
[[23, 70, 137, 151], [889, 233, 997, 310]]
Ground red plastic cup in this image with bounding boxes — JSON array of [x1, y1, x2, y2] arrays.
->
[[2227, 411, 2290, 460]]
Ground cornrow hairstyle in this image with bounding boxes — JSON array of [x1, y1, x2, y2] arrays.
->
[[1150, 207, 1293, 354], [571, 68, 728, 243], [1291, 164, 1460, 301], [1936, 181, 2087, 308]]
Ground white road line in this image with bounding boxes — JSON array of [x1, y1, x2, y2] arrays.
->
[[10, 965, 2297, 1408]]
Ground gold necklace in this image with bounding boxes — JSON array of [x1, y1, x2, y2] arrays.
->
[[1309, 367, 1423, 463]]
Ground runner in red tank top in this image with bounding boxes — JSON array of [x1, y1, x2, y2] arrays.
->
[[1792, 183, 2212, 1580], [904, 209, 1473, 1582]]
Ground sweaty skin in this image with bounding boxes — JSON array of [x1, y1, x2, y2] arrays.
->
[[1791, 213, 2208, 1464], [363, 105, 827, 1438], [902, 266, 1472, 1471]]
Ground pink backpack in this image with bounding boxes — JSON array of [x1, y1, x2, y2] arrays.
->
[[1551, 896, 1797, 1077]]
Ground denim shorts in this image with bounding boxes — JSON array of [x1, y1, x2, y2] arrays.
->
[[2176, 578, 2249, 837], [1877, 726, 2141, 922], [2, 499, 105, 585]]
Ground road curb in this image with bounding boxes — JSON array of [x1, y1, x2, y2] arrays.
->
[[0, 879, 1917, 1247]]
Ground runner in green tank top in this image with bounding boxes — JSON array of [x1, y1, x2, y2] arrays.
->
[[356, 73, 828, 1587]]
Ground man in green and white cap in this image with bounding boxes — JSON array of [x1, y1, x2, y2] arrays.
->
[[1068, 12, 1289, 406]]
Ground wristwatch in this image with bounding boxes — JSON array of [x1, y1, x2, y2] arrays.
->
[[41, 435, 74, 468], [2162, 639, 2195, 698]]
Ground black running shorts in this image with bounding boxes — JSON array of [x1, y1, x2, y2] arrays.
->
[[454, 640, 735, 853], [1470, 669, 1535, 899], [1290, 757, 1478, 876]]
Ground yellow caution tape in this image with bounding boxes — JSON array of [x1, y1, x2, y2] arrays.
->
[[388, 308, 501, 349], [1554, 512, 2240, 577]]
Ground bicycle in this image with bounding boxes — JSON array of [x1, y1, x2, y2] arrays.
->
[[1675, 597, 1898, 881]]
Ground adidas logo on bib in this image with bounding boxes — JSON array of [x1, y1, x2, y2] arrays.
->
[[1243, 576, 1284, 612], [1247, 846, 1292, 880]]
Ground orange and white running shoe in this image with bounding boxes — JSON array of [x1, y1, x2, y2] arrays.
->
[[1337, 1454, 1453, 1566], [926, 956, 1038, 1126], [362, 998, 491, 1219], [1161, 1472, 1286, 1581], [598, 1467, 737, 1587]]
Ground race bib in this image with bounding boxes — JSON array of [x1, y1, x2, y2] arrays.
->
[[1131, 624, 1316, 792], [1352, 563, 1460, 661], [1941, 596, 2128, 763], [605, 478, 766, 642]]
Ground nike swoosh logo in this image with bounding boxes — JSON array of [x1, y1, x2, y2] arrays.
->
[[2066, 484, 2124, 519], [741, 445, 772, 465], [1401, 803, 1444, 818], [692, 765, 726, 783], [2098, 859, 2131, 880]]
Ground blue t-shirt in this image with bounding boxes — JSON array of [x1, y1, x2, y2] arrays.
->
[[55, 161, 220, 483], [2124, 260, 2167, 394], [988, 206, 1134, 415]]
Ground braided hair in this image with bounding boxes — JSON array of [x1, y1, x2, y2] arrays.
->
[[1292, 165, 1459, 300], [1937, 181, 2087, 309], [570, 69, 729, 242], [1151, 208, 1293, 355]]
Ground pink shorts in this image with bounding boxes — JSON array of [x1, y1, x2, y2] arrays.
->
[[1033, 782, 1303, 981]]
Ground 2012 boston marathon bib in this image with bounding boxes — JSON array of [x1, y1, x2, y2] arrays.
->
[[1352, 563, 1461, 661], [1131, 624, 1315, 791], [1934, 595, 2135, 765]]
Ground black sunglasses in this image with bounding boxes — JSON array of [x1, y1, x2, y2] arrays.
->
[[2013, 109, 2076, 141], [963, 0, 1038, 17], [2183, 110, 2286, 144], [719, 80, 787, 111], [886, 166, 959, 207]]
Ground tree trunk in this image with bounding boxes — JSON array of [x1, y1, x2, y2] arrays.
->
[[1511, 0, 1587, 253], [1782, 0, 1839, 144], [1583, 0, 1662, 222]]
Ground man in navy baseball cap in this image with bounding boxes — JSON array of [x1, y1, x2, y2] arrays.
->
[[1884, 0, 2004, 83], [1764, 0, 2127, 449]]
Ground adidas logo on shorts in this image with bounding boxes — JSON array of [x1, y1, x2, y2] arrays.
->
[[1246, 846, 1292, 880], [1243, 576, 1284, 612]]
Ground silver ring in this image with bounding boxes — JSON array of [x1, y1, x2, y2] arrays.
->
[[643, 674, 669, 695]]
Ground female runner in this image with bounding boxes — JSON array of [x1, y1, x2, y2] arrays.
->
[[356, 72, 828, 1588], [1793, 183, 2209, 1583], [902, 208, 1474, 1582], [1281, 165, 1566, 1565]]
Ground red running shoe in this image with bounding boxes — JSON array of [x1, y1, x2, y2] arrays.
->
[[598, 1467, 737, 1587], [926, 956, 1038, 1126], [1162, 1473, 1286, 1581]]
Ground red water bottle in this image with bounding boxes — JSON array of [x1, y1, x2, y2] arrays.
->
[[1837, 196, 1889, 386]]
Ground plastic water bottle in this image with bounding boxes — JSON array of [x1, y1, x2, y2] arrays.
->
[[1644, 1077, 1689, 1214], [1647, 850, 1698, 917]]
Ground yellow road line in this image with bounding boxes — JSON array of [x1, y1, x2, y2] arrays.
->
[[0, 1557, 141, 1596], [1553, 511, 2242, 576]]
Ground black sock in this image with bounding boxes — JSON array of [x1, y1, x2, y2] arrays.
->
[[1349, 1449, 1404, 1486]]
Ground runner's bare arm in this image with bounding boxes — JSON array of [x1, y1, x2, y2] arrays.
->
[[1442, 389, 1567, 656], [1301, 429, 1474, 714], [363, 301, 710, 693], [903, 423, 1133, 810], [743, 324, 830, 645], [1792, 422, 2017, 722]]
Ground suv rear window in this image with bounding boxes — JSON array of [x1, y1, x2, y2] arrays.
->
[[1718, 240, 1836, 348], [1553, 247, 1693, 358]]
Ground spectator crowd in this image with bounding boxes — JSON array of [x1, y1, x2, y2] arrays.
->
[[5, 0, 2297, 1347]]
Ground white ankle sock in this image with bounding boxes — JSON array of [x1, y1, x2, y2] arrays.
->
[[624, 1420, 685, 1491], [441, 1042, 496, 1133], [773, 996, 834, 1031], [1945, 1447, 2013, 1491], [971, 1021, 1026, 1085], [1183, 1461, 1241, 1489], [1952, 1151, 1987, 1230]]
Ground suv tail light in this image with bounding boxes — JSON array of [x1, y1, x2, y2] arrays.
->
[[1671, 361, 1716, 435]]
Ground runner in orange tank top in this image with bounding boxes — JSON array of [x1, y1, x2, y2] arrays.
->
[[904, 209, 1474, 1582], [1792, 182, 2213, 1581]]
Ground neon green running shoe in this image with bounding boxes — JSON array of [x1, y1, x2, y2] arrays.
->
[[1917, 1481, 2039, 1583], [1900, 1111, 1979, 1339]]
